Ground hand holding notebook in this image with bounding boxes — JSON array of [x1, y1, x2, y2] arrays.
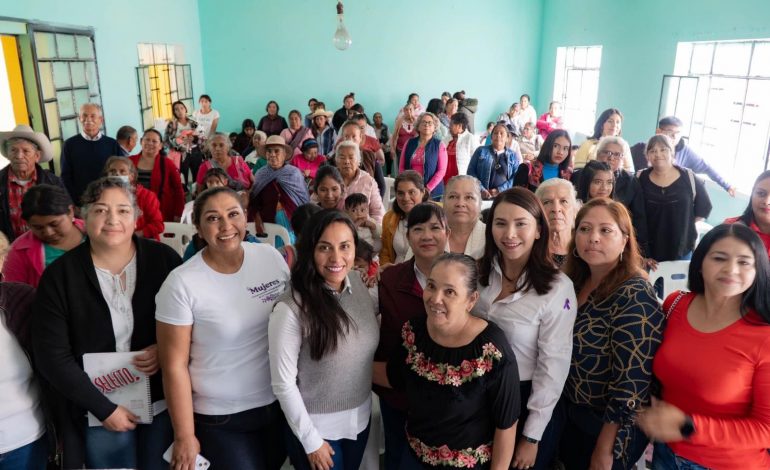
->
[[83, 351, 153, 427]]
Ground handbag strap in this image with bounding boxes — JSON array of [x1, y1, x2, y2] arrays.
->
[[665, 290, 687, 320]]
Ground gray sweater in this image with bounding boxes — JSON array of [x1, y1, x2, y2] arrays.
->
[[277, 275, 379, 414]]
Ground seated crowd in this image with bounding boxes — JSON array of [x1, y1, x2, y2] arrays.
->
[[1, 88, 769, 470]]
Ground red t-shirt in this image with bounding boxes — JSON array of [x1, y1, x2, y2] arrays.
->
[[654, 291, 770, 469], [444, 138, 458, 184]]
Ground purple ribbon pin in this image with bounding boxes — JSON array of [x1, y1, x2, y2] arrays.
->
[[563, 299, 571, 310]]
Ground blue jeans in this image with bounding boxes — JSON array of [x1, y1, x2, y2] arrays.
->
[[652, 442, 710, 470], [85, 409, 172, 470], [194, 401, 287, 470], [379, 399, 408, 470], [286, 420, 371, 470], [0, 435, 47, 470]]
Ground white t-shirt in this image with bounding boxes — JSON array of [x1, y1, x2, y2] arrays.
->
[[192, 109, 220, 139], [156, 242, 290, 415], [0, 317, 45, 453]]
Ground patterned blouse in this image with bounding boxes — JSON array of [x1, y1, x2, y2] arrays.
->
[[565, 276, 664, 458]]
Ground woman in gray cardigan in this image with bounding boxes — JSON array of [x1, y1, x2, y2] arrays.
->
[[269, 209, 379, 470]]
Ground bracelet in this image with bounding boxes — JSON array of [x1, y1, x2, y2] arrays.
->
[[524, 436, 539, 444]]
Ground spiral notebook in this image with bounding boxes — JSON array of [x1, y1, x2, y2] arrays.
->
[[83, 352, 153, 427]]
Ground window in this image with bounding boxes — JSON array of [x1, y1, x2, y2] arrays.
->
[[553, 45, 602, 136], [661, 39, 770, 191], [136, 43, 193, 132], [31, 25, 103, 170]]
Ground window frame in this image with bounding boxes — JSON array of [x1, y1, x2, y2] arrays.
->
[[552, 45, 603, 136]]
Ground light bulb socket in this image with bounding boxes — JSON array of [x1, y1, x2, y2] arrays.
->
[[336, 1, 344, 15]]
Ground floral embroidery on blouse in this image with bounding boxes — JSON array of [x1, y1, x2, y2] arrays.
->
[[408, 433, 492, 467], [402, 322, 502, 387]]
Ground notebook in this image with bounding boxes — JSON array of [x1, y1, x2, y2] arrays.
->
[[82, 351, 153, 427]]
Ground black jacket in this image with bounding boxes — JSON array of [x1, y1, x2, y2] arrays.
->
[[32, 236, 181, 467], [0, 164, 65, 242]]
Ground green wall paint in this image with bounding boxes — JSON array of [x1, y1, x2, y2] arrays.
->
[[0, 0, 206, 138], [197, 0, 543, 133]]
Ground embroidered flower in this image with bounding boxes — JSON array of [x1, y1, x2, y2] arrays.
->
[[401, 322, 503, 386], [408, 434, 492, 467]]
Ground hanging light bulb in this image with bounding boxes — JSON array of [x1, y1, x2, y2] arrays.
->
[[333, 1, 352, 51]]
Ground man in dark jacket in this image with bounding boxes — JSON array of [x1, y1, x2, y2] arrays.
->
[[0, 124, 65, 241]]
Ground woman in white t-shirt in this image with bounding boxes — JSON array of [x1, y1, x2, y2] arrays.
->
[[156, 186, 290, 470], [191, 94, 220, 143]]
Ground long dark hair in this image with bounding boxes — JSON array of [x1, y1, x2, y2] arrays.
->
[[290, 209, 358, 359], [576, 161, 614, 202], [21, 184, 73, 220], [537, 129, 572, 173], [479, 188, 558, 295], [590, 108, 623, 140], [688, 223, 770, 323], [740, 170, 770, 227]]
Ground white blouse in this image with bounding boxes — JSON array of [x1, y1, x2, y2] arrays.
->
[[94, 255, 137, 353]]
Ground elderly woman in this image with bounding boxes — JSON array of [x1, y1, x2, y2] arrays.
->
[[444, 175, 486, 258], [292, 139, 327, 182], [442, 113, 480, 183], [390, 103, 418, 175], [157, 186, 289, 469], [280, 110, 314, 156], [257, 100, 289, 137], [475, 188, 577, 470], [536, 101, 563, 140], [32, 178, 181, 469], [534, 178, 578, 268], [129, 129, 186, 222], [561, 198, 664, 470], [244, 130, 268, 172], [514, 130, 573, 192], [335, 140, 385, 223], [468, 123, 521, 199], [337, 120, 387, 197], [573, 109, 633, 170], [498, 102, 523, 135], [0, 124, 63, 241], [270, 209, 378, 470], [638, 135, 712, 264], [375, 253, 521, 469], [104, 157, 164, 240], [164, 100, 199, 187], [379, 170, 429, 266], [375, 203, 449, 467], [400, 112, 448, 199], [249, 135, 310, 239], [725, 170, 770, 256], [196, 133, 253, 192], [3, 185, 85, 287], [0, 233, 48, 469], [309, 106, 337, 157], [517, 122, 543, 162], [637, 224, 770, 470]]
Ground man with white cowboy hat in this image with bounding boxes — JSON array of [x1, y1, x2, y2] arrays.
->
[[0, 124, 65, 241], [308, 106, 336, 156]]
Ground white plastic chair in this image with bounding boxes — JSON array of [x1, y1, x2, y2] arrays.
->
[[383, 177, 394, 211], [159, 222, 196, 257], [180, 201, 194, 224], [649, 260, 690, 301], [695, 220, 713, 248], [246, 222, 291, 247]]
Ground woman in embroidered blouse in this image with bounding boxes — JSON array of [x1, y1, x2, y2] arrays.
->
[[560, 198, 664, 470], [468, 124, 521, 200], [475, 188, 577, 470], [280, 110, 314, 156], [249, 135, 310, 240], [195, 133, 254, 192], [724, 170, 770, 257], [3, 184, 85, 287], [375, 202, 450, 468], [534, 178, 578, 268], [164, 100, 199, 187], [514, 130, 573, 192], [375, 253, 521, 469], [32, 178, 181, 469], [270, 209, 378, 470], [399, 112, 448, 200], [379, 170, 429, 266], [637, 223, 770, 470]]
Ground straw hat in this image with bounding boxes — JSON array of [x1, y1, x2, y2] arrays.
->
[[309, 107, 333, 119], [264, 135, 293, 158], [0, 124, 54, 163]]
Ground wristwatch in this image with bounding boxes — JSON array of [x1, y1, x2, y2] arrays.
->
[[523, 436, 539, 444], [680, 415, 695, 439]]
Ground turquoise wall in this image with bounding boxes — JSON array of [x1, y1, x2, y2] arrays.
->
[[535, 0, 770, 145], [197, 0, 543, 133], [0, 0, 206, 138]]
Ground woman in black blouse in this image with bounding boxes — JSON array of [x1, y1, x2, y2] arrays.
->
[[637, 135, 712, 268], [374, 253, 520, 469], [559, 198, 664, 469]]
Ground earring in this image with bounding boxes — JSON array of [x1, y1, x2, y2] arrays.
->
[[620, 251, 623, 262], [573, 247, 580, 258]]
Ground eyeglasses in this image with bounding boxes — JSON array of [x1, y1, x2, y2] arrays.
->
[[599, 149, 623, 160]]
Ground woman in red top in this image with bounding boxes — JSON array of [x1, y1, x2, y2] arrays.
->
[[638, 223, 770, 470], [535, 101, 563, 140], [724, 170, 770, 257], [129, 129, 185, 221]]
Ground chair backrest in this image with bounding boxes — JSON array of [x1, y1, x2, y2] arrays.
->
[[649, 260, 690, 301], [180, 201, 194, 225], [159, 222, 197, 256], [695, 220, 713, 248], [384, 177, 395, 211], [247, 222, 291, 247]]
